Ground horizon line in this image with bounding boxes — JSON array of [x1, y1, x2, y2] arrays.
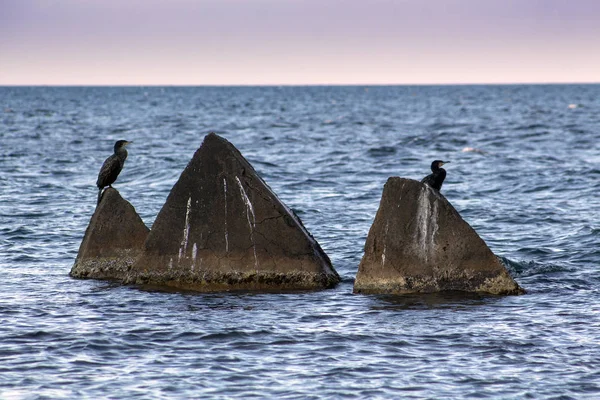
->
[[1, 81, 599, 87]]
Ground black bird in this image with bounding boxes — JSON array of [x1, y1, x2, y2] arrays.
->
[[96, 140, 131, 205], [421, 160, 450, 191]]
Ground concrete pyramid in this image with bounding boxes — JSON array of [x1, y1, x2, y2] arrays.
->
[[71, 188, 149, 280], [127, 133, 340, 291], [354, 177, 524, 295]]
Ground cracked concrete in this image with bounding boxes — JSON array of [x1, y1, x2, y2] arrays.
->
[[70, 188, 149, 281], [127, 133, 340, 291], [354, 177, 524, 295]]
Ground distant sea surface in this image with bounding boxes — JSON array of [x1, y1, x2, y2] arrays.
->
[[1, 85, 599, 399]]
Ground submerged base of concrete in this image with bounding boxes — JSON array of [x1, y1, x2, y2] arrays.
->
[[71, 250, 139, 281], [124, 270, 340, 292], [353, 267, 523, 295]]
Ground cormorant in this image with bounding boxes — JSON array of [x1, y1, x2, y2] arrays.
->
[[96, 140, 131, 205], [421, 160, 449, 191]]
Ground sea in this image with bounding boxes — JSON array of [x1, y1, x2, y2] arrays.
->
[[0, 85, 599, 399]]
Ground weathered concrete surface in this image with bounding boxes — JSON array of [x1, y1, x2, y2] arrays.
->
[[354, 177, 524, 295], [126, 133, 339, 291], [71, 188, 149, 280]]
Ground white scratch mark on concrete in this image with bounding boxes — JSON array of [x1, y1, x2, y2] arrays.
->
[[431, 199, 439, 241], [236, 177, 255, 227], [416, 188, 438, 262], [223, 178, 229, 253], [382, 222, 389, 267], [191, 242, 197, 272], [179, 196, 192, 262], [236, 176, 258, 268]]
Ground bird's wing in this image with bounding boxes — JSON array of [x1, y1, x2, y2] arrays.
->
[[96, 155, 122, 188], [421, 174, 434, 185]]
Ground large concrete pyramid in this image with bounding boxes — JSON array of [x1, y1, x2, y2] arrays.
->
[[71, 188, 149, 280], [354, 177, 524, 295], [127, 133, 340, 291]]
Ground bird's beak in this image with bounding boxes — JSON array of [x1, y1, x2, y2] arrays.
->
[[442, 161, 450, 165], [125, 141, 132, 146]]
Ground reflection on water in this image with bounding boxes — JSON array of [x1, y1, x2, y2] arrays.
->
[[370, 291, 494, 311]]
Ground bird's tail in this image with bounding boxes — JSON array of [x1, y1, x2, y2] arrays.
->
[[97, 188, 103, 206]]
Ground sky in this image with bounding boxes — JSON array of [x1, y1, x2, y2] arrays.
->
[[1, 0, 599, 85]]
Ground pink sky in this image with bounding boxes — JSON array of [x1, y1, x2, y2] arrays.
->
[[1, 0, 599, 85]]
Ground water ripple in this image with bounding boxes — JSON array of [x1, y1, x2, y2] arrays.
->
[[1, 85, 600, 398]]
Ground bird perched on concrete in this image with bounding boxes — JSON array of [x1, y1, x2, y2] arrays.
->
[[96, 140, 131, 205], [421, 160, 450, 191]]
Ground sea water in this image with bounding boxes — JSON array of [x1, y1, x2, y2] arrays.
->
[[1, 85, 599, 398]]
